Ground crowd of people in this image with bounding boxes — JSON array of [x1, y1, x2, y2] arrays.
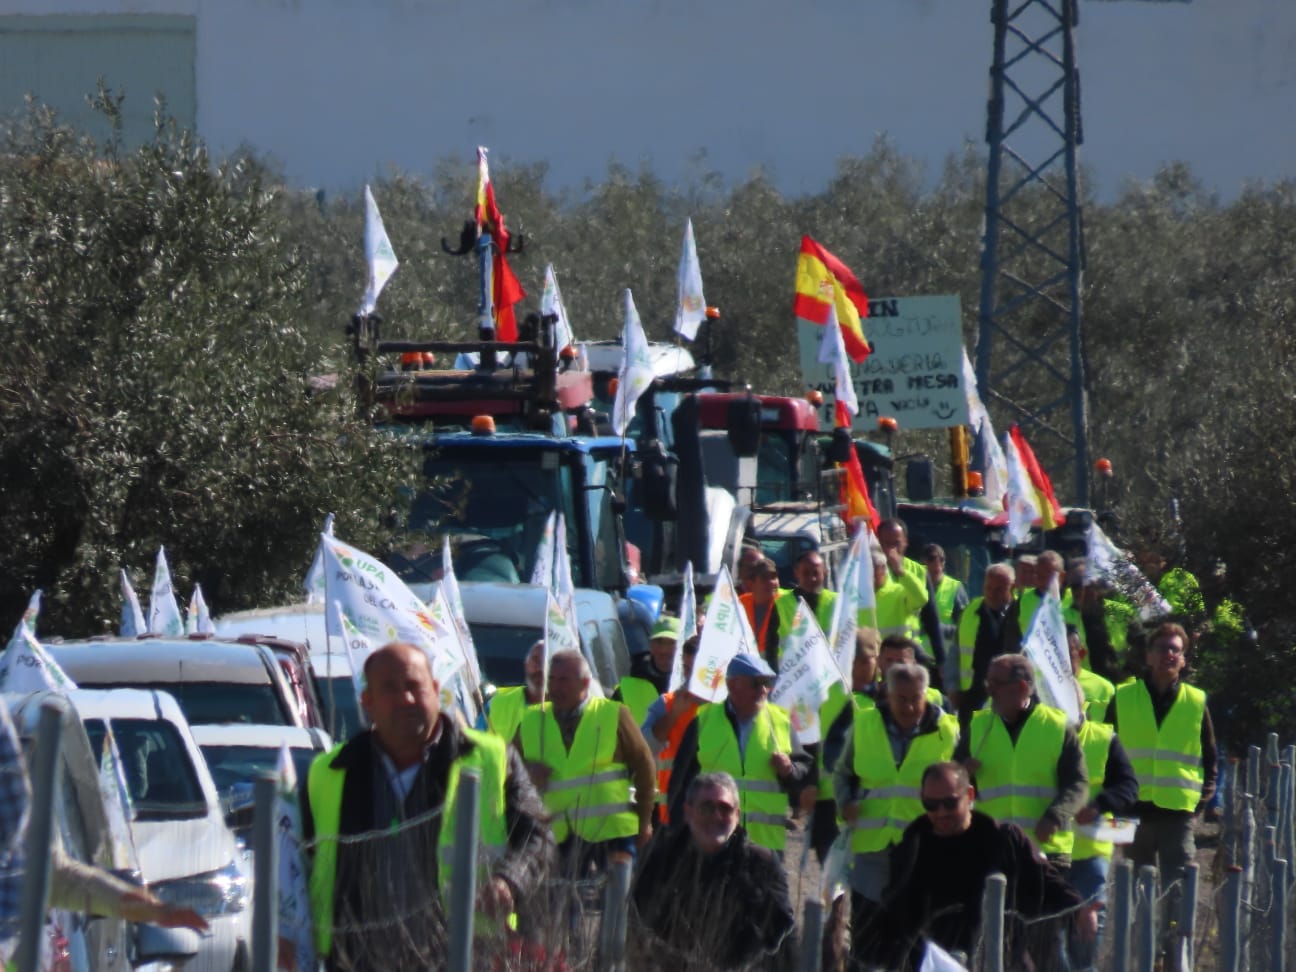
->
[[291, 517, 1221, 971]]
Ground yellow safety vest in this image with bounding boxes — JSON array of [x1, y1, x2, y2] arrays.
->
[[696, 702, 792, 851], [956, 596, 986, 693], [1073, 720, 1114, 861], [518, 697, 638, 844], [1114, 680, 1205, 812], [1077, 669, 1115, 725], [774, 590, 837, 661], [850, 708, 958, 853], [306, 727, 509, 956], [817, 684, 876, 802], [970, 704, 1074, 857], [617, 676, 661, 726], [486, 685, 528, 741]]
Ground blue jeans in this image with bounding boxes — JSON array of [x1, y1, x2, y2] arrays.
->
[[1066, 855, 1109, 971]]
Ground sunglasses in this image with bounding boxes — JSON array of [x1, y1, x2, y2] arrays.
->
[[921, 796, 962, 812], [695, 799, 738, 817], [754, 678, 774, 690]]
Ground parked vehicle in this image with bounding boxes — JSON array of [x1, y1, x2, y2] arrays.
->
[[45, 639, 305, 731]]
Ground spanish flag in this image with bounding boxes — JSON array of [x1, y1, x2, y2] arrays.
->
[[1008, 425, 1064, 529], [840, 445, 881, 531], [475, 147, 525, 342], [794, 235, 871, 363]]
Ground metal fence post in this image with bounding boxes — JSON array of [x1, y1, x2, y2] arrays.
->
[[14, 704, 62, 972], [1179, 862, 1198, 972], [599, 857, 633, 972], [448, 768, 481, 972], [1273, 855, 1288, 972], [980, 872, 1006, 972], [798, 898, 824, 972], [1219, 865, 1244, 972], [1110, 859, 1134, 972], [1248, 745, 1262, 798], [251, 774, 278, 972], [1136, 866, 1157, 972], [1267, 733, 1281, 803]]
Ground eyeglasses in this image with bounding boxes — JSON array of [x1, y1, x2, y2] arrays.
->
[[1151, 642, 1185, 655], [754, 678, 774, 691], [984, 676, 1020, 689], [921, 796, 962, 812], [694, 799, 738, 817]]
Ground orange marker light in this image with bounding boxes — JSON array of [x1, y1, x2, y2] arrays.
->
[[806, 390, 824, 407], [878, 417, 898, 432], [471, 415, 497, 435], [1095, 458, 1114, 477]]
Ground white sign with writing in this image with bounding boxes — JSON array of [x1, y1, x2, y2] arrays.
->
[[797, 295, 969, 430]]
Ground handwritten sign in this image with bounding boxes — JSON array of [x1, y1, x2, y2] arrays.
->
[[797, 295, 969, 430]]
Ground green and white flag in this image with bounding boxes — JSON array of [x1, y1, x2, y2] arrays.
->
[[611, 289, 655, 437], [332, 601, 371, 729], [541, 264, 575, 353], [358, 186, 399, 316], [274, 744, 316, 972], [148, 547, 185, 637], [0, 620, 77, 694], [667, 562, 698, 693], [302, 513, 335, 605], [186, 583, 214, 635], [98, 724, 140, 872], [673, 218, 707, 340], [687, 565, 756, 703], [771, 599, 840, 744], [1021, 578, 1081, 727], [119, 569, 147, 638]]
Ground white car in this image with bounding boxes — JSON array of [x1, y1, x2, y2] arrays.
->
[[69, 688, 250, 972]]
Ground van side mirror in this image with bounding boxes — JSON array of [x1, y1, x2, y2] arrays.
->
[[134, 924, 202, 964]]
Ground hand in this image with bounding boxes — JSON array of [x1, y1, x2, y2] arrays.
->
[[1075, 804, 1100, 825], [963, 757, 982, 774], [478, 877, 514, 919], [798, 785, 818, 814], [769, 752, 794, 779], [119, 890, 210, 931], [949, 690, 963, 708], [637, 821, 653, 849], [1074, 902, 1100, 941], [843, 801, 861, 825], [885, 548, 905, 578], [1034, 816, 1060, 845], [525, 761, 552, 791]]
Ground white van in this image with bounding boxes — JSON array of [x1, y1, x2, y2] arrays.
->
[[69, 689, 250, 972]]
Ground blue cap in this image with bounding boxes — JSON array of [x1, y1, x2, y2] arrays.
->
[[726, 653, 777, 679]]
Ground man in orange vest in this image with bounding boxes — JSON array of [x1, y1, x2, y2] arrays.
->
[[639, 634, 702, 824], [739, 556, 784, 669]]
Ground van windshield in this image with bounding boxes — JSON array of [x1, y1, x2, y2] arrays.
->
[[85, 719, 207, 821], [80, 682, 289, 727]]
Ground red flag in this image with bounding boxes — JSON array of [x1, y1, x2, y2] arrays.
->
[[839, 447, 881, 531], [475, 147, 524, 340], [1008, 425, 1064, 529]]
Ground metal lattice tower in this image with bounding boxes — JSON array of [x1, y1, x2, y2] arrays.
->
[[975, 0, 1089, 504]]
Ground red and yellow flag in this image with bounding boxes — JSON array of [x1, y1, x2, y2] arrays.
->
[[794, 235, 871, 363], [840, 446, 881, 531], [1008, 425, 1064, 529], [475, 147, 525, 342]]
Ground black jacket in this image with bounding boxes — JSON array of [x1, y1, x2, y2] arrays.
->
[[632, 823, 795, 969]]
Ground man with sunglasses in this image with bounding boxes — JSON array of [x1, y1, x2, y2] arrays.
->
[[632, 772, 796, 969], [666, 653, 812, 856], [1105, 622, 1216, 963], [878, 762, 1093, 968]]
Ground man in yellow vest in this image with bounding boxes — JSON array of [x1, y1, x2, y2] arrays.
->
[[833, 662, 959, 962], [614, 615, 679, 724], [957, 653, 1088, 864], [773, 549, 836, 663], [1069, 625, 1115, 725], [303, 642, 555, 971], [878, 635, 947, 712], [666, 653, 812, 856], [1067, 709, 1139, 971], [1020, 551, 1085, 648], [920, 543, 969, 660], [1105, 623, 1217, 930], [951, 563, 1023, 728], [517, 649, 657, 869], [485, 639, 544, 741], [869, 550, 928, 646], [876, 518, 948, 673]]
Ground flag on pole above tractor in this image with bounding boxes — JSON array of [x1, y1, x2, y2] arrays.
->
[[475, 146, 525, 342], [795, 235, 871, 363]]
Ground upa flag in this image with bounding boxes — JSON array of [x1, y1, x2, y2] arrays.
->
[[303, 513, 336, 605], [770, 600, 841, 745], [332, 602, 371, 729], [668, 562, 699, 693], [475, 146, 524, 342], [827, 528, 870, 679], [962, 348, 1008, 506], [1003, 432, 1044, 547], [358, 186, 399, 316], [148, 547, 185, 637], [185, 584, 215, 635], [541, 264, 575, 354], [611, 289, 655, 437], [98, 725, 140, 872], [0, 621, 77, 695], [1008, 425, 1063, 529], [530, 511, 557, 588], [794, 235, 871, 363], [673, 218, 707, 340], [436, 535, 483, 690], [542, 588, 585, 702], [274, 744, 317, 972], [120, 570, 147, 638], [687, 566, 756, 703], [1020, 579, 1081, 727]]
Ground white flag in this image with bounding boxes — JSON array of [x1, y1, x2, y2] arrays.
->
[[770, 600, 841, 744], [1020, 578, 1081, 727], [148, 547, 185, 637], [303, 513, 336, 605], [817, 299, 858, 421], [919, 939, 969, 972], [553, 514, 577, 609], [321, 534, 477, 724], [687, 566, 756, 703], [673, 218, 707, 340], [332, 601, 371, 729], [827, 528, 870, 678], [542, 588, 583, 703], [541, 264, 575, 353], [668, 563, 699, 692], [1003, 434, 1043, 547], [1085, 521, 1172, 621], [186, 584, 214, 636], [98, 724, 140, 872], [0, 622, 77, 695], [119, 570, 147, 638], [529, 511, 557, 587], [358, 185, 399, 316], [437, 535, 483, 690], [274, 744, 317, 972], [612, 289, 656, 437], [962, 348, 1007, 506]]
